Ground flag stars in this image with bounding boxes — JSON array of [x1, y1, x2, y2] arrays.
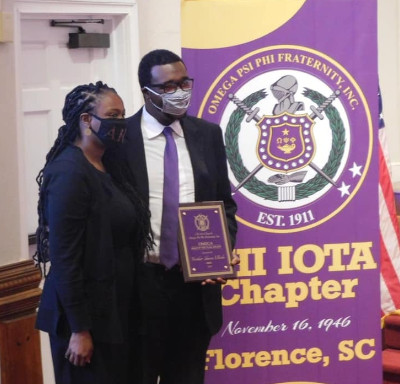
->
[[338, 181, 351, 197], [349, 162, 362, 178]]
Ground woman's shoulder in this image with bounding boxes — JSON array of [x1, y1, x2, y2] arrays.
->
[[44, 145, 97, 184], [53, 144, 86, 164], [48, 145, 95, 172]]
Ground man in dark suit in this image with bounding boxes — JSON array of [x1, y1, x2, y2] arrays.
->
[[123, 49, 237, 384]]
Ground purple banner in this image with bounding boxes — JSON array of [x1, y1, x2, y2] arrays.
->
[[182, 1, 381, 383]]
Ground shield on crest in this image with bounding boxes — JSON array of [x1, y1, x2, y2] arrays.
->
[[194, 214, 210, 232], [256, 112, 316, 173]]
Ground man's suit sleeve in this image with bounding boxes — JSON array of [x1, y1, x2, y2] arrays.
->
[[212, 126, 238, 248]]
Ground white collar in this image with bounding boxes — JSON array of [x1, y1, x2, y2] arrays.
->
[[142, 106, 183, 139]]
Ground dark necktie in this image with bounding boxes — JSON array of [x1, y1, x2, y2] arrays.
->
[[159, 126, 180, 269]]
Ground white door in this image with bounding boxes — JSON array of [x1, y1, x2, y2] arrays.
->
[[20, 13, 136, 234]]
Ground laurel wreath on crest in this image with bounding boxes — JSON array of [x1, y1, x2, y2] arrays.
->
[[225, 88, 346, 201]]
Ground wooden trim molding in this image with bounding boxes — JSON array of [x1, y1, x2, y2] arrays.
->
[[0, 260, 43, 384], [0, 259, 42, 320]]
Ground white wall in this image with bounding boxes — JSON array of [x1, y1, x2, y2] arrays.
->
[[136, 0, 181, 55], [378, 0, 400, 185], [0, 1, 27, 266]]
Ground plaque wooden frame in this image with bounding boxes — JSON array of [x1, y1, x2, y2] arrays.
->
[[178, 201, 236, 282]]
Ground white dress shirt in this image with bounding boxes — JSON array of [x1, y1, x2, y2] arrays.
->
[[141, 107, 195, 263]]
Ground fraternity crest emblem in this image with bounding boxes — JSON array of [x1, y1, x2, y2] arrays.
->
[[194, 214, 210, 232], [197, 45, 373, 233]]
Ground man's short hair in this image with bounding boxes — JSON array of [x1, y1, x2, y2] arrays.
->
[[138, 49, 185, 88]]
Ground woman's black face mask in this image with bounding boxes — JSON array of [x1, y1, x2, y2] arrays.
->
[[89, 114, 127, 148]]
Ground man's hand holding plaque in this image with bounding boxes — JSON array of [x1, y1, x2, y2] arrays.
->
[[201, 255, 240, 285]]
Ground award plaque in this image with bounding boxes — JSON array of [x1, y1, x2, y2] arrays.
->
[[178, 201, 236, 282]]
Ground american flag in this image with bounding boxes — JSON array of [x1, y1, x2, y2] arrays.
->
[[378, 88, 400, 314]]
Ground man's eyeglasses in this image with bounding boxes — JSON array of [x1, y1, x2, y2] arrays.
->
[[148, 78, 194, 94]]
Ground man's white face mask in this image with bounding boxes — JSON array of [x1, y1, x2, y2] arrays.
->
[[145, 87, 192, 116]]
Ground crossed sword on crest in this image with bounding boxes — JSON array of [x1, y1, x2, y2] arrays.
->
[[228, 89, 341, 193]]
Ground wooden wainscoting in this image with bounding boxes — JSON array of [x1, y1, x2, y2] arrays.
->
[[0, 260, 43, 384]]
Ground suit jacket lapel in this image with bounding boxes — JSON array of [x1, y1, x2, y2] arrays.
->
[[181, 117, 207, 202]]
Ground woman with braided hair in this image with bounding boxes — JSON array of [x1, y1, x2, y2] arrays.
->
[[34, 81, 151, 383]]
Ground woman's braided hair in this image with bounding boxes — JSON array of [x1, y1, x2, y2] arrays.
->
[[33, 81, 152, 275]]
